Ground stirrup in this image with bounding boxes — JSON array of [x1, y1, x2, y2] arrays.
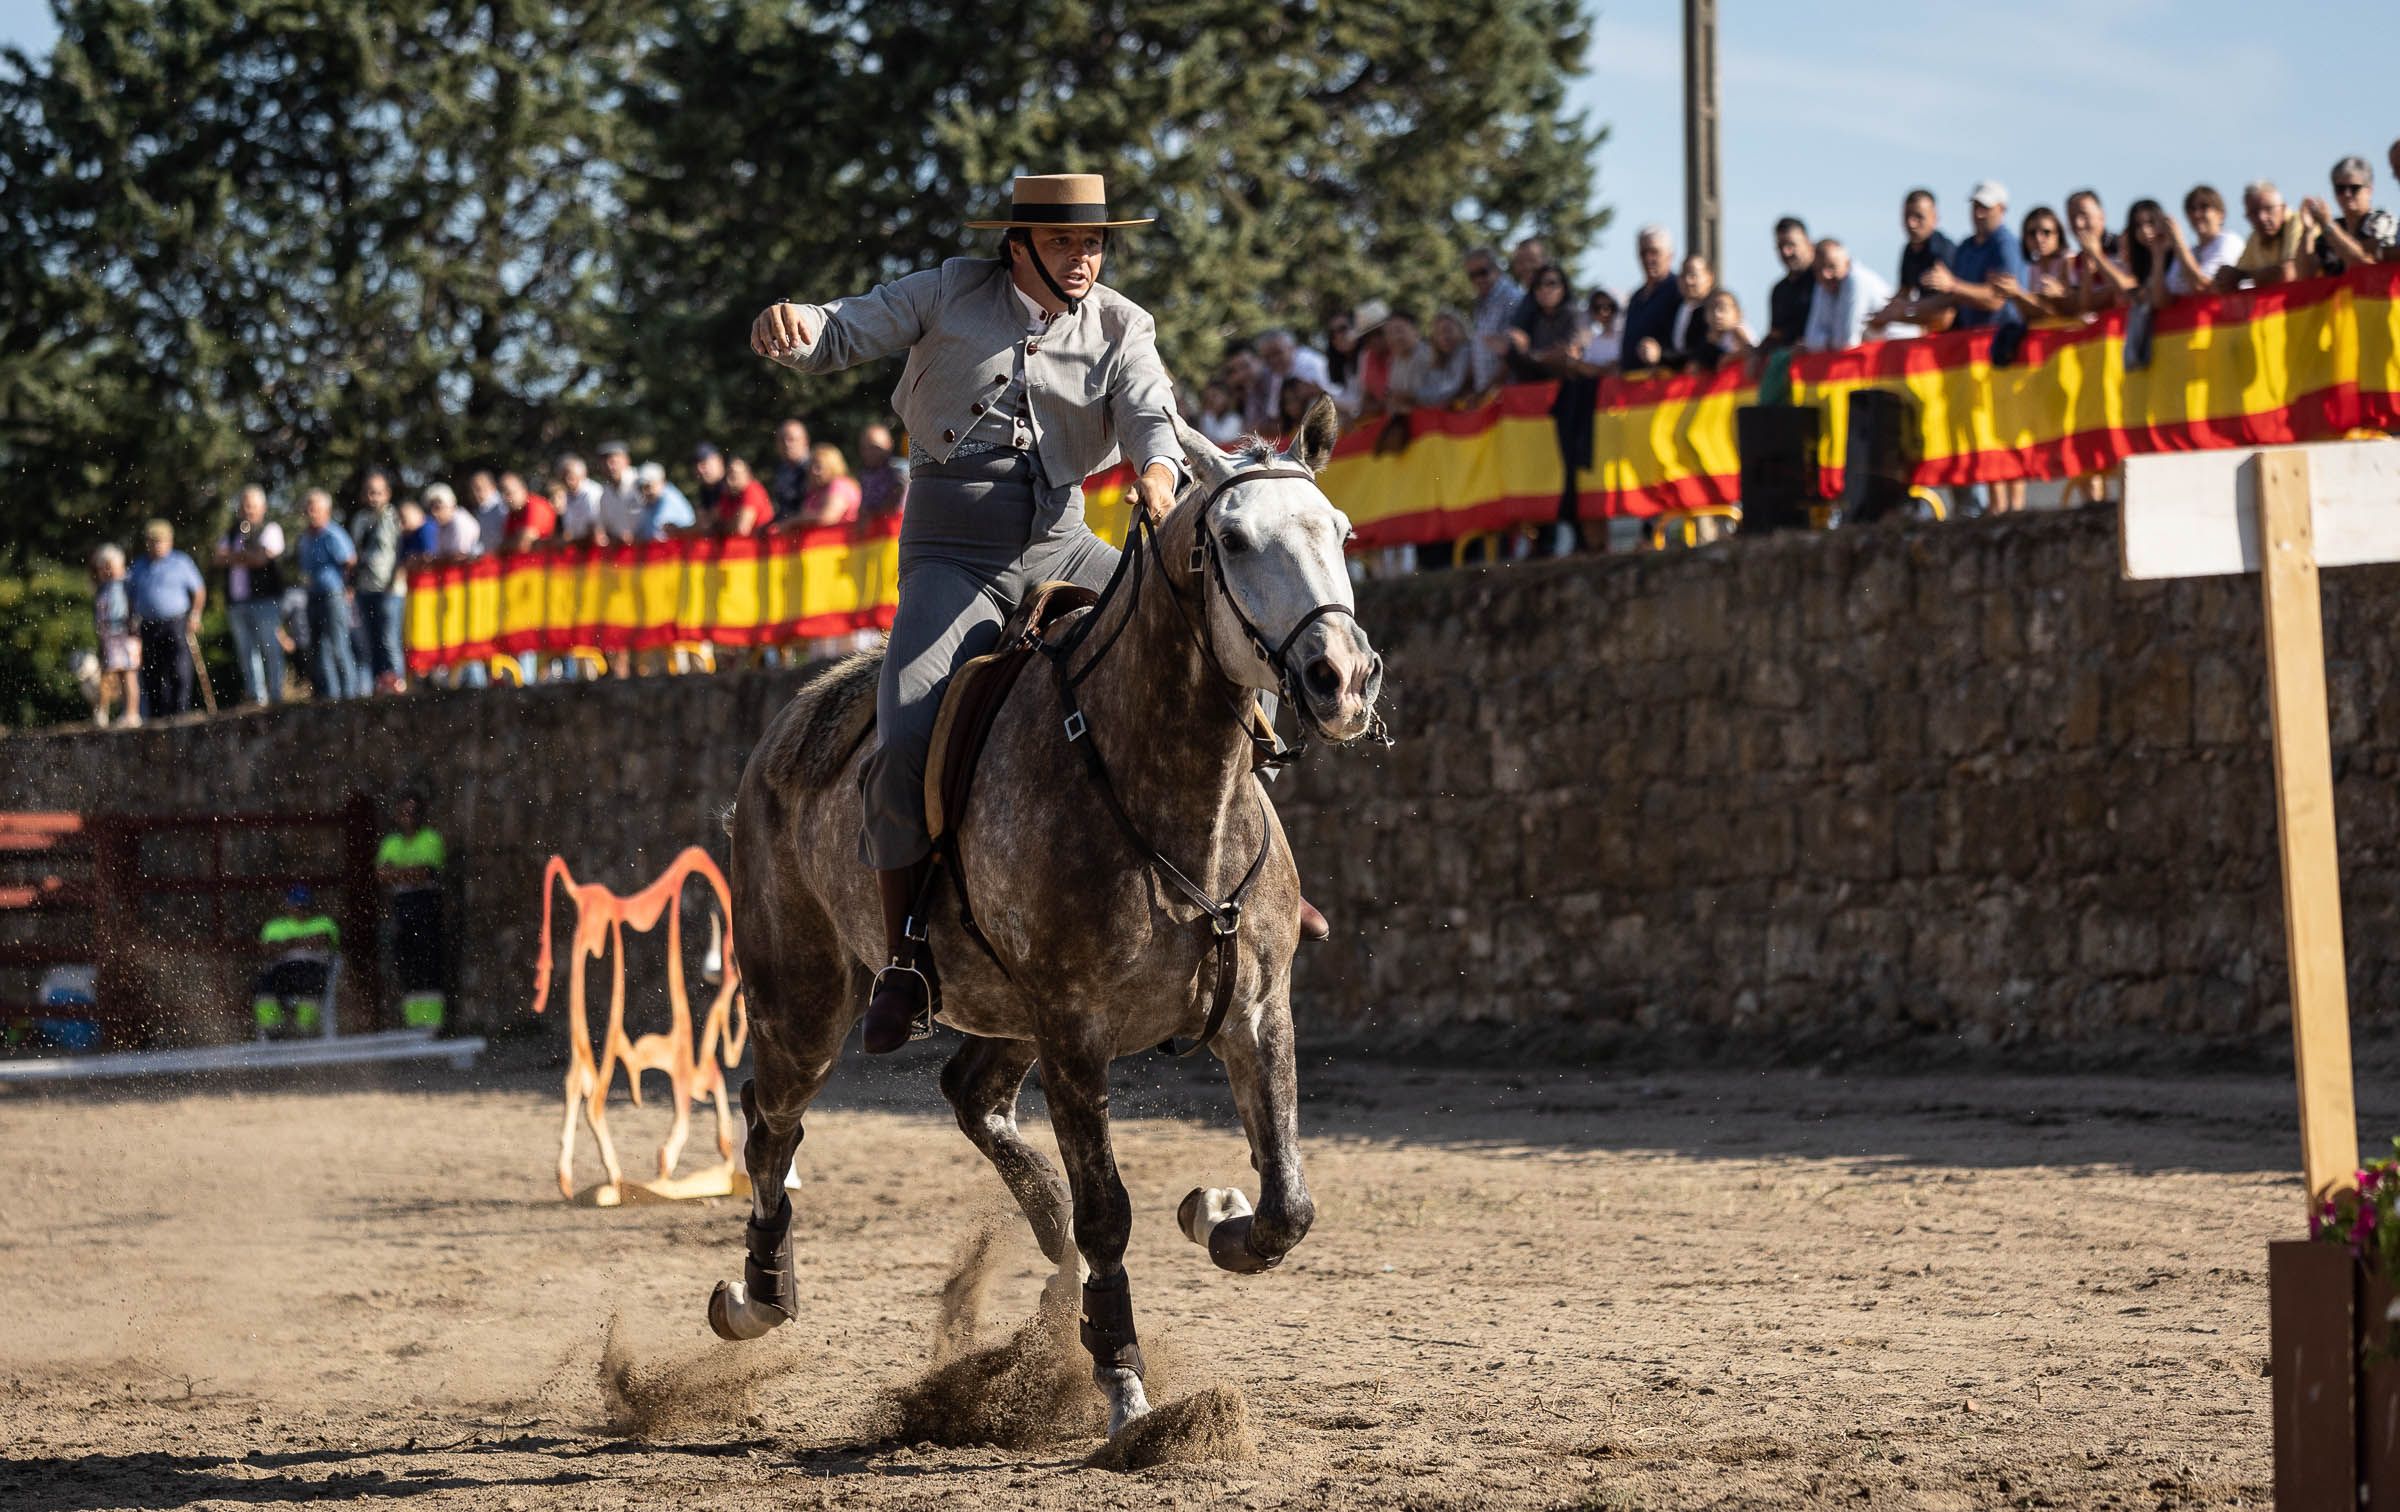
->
[[870, 959, 936, 1043]]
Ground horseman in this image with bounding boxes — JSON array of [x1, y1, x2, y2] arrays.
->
[[751, 173, 1327, 1058]]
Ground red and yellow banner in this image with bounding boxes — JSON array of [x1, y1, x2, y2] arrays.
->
[[408, 267, 2400, 669], [407, 474, 1140, 673], [1328, 263, 2400, 546]]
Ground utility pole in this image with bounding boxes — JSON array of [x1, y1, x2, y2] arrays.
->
[[1683, 0, 1721, 269]]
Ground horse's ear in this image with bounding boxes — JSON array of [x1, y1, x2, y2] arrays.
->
[[1288, 395, 1340, 473], [1173, 416, 1240, 489]]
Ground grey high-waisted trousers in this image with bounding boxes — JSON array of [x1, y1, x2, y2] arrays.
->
[[859, 448, 1119, 868]]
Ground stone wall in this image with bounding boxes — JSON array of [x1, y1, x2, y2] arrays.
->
[[7, 508, 2396, 1058]]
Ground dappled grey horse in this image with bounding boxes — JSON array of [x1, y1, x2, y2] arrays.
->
[[708, 399, 1382, 1433]]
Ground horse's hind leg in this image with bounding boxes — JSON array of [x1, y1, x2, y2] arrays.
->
[[940, 1035, 1076, 1273], [1183, 994, 1316, 1274], [707, 941, 850, 1342], [1039, 1033, 1150, 1434]]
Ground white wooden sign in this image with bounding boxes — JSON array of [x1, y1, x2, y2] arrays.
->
[[2122, 441, 2400, 1205], [2121, 438, 2400, 580]]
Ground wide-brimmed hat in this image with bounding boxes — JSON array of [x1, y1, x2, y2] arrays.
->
[[965, 173, 1154, 231], [1350, 299, 1393, 336]]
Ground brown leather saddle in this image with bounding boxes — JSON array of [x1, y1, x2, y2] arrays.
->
[[923, 580, 1099, 844]]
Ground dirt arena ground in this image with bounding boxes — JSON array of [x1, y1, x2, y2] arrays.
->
[[0, 1044, 2349, 1511]]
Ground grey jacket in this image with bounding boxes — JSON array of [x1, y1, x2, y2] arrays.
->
[[775, 257, 1179, 483]]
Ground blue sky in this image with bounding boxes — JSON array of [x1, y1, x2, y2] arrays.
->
[[1574, 1, 2400, 313], [5, 0, 2396, 321]]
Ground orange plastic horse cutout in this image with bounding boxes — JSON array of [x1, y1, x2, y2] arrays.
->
[[532, 847, 749, 1205]]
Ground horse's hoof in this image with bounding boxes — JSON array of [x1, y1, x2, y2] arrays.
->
[[708, 1278, 787, 1342], [1097, 1365, 1152, 1436], [1178, 1186, 1254, 1246]]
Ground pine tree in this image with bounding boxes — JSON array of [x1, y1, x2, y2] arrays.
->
[[0, 0, 651, 568], [614, 0, 1605, 457]]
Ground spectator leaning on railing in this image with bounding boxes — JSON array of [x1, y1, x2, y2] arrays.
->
[[2001, 206, 2074, 321], [2063, 189, 2131, 311], [1921, 181, 2025, 331], [1664, 255, 1719, 371], [593, 441, 641, 543], [2152, 186, 2244, 301], [1799, 239, 1892, 352], [766, 418, 812, 523], [554, 452, 605, 543], [855, 424, 908, 527], [632, 462, 694, 542], [1763, 217, 1816, 352], [468, 471, 508, 552], [2302, 155, 2398, 275], [1867, 188, 1955, 339], [423, 482, 480, 559], [1578, 289, 1623, 372], [2231, 181, 2311, 288], [1463, 246, 1523, 392], [1621, 225, 1679, 369], [498, 471, 555, 550]]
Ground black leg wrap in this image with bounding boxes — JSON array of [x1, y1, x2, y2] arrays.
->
[[1079, 1270, 1146, 1379], [743, 1195, 796, 1320]]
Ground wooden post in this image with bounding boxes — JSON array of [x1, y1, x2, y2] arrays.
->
[[2253, 450, 2360, 1206]]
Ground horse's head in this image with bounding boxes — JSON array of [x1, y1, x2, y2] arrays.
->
[[1170, 396, 1384, 743]]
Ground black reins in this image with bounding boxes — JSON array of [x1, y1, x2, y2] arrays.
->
[[1033, 465, 1361, 1054]]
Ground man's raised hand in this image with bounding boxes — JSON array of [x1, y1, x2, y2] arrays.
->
[[750, 303, 815, 360]]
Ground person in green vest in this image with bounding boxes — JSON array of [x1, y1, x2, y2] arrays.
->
[[254, 885, 339, 1037], [378, 791, 448, 1030]]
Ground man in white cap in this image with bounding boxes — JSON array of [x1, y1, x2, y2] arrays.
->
[[1922, 181, 2029, 514], [748, 171, 1196, 1055], [1921, 180, 2025, 332]]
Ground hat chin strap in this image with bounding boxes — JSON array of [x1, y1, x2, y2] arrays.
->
[[1013, 229, 1084, 316]]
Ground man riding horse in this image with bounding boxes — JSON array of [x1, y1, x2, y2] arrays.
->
[[750, 172, 1327, 1057]]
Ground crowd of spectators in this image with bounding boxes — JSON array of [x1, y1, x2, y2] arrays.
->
[[85, 421, 908, 720], [1212, 138, 2400, 534], [81, 140, 2400, 721]]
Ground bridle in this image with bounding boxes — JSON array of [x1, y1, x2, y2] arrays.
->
[[1173, 466, 1389, 765], [1014, 462, 1385, 1054]]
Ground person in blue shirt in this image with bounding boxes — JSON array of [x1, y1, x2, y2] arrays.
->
[[1920, 180, 2032, 514], [296, 488, 364, 700], [1924, 180, 2028, 334], [125, 520, 206, 718], [633, 462, 697, 541]]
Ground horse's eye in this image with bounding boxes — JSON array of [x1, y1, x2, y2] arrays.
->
[[1220, 530, 1252, 554]]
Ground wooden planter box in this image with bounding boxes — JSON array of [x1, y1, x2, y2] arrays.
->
[[2273, 1240, 2400, 1509]]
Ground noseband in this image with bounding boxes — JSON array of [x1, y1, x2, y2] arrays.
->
[[1177, 466, 1374, 761]]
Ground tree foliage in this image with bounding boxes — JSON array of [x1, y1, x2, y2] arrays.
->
[[0, 0, 1603, 699], [0, 0, 645, 570], [615, 0, 1605, 452]]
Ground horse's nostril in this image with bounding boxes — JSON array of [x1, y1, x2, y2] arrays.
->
[[1303, 656, 1341, 699]]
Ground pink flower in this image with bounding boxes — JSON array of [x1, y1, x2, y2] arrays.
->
[[2362, 1168, 2384, 1194]]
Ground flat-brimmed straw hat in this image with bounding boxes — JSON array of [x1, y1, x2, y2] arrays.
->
[[965, 173, 1154, 231]]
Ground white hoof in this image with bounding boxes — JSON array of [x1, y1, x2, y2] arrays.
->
[[1178, 1186, 1253, 1246], [1097, 1365, 1151, 1436], [707, 1278, 788, 1342]]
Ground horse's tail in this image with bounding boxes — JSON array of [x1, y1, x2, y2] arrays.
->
[[530, 854, 576, 1016]]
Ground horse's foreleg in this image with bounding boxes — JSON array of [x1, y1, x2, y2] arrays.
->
[[708, 1071, 810, 1340], [1040, 1036, 1149, 1434], [940, 1035, 1077, 1273], [1185, 998, 1315, 1274]]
